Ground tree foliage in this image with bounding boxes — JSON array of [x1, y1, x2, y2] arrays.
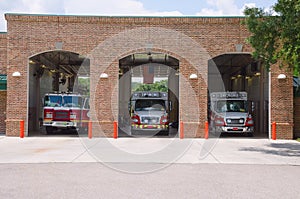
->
[[133, 80, 168, 92], [243, 0, 300, 74]]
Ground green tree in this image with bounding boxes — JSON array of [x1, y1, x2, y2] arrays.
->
[[133, 80, 168, 92], [77, 77, 90, 96], [243, 0, 300, 74]]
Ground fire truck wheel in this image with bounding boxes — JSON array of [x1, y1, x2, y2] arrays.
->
[[45, 127, 54, 134]]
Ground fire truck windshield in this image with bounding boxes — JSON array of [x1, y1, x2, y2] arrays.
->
[[44, 95, 62, 107], [63, 96, 82, 107], [215, 100, 247, 113], [135, 99, 166, 111]]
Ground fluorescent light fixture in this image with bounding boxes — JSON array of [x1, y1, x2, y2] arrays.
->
[[255, 72, 261, 76]]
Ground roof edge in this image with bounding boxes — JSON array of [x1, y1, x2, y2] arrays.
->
[[5, 12, 246, 19]]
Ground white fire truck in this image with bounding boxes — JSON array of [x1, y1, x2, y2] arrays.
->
[[43, 92, 89, 134], [130, 91, 170, 136], [209, 91, 254, 136]]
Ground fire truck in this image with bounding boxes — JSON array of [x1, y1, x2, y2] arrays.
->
[[42, 92, 89, 134], [129, 91, 170, 136], [209, 91, 254, 136]]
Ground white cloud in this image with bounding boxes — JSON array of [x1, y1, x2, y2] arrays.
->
[[196, 0, 242, 16], [243, 3, 256, 9], [0, 0, 64, 31], [63, 0, 182, 16], [64, 0, 144, 15], [0, 0, 183, 31]]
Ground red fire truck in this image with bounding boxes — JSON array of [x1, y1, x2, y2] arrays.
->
[[43, 93, 89, 134]]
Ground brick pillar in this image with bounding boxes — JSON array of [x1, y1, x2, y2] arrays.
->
[[271, 66, 293, 139], [180, 60, 207, 138], [92, 61, 118, 137]]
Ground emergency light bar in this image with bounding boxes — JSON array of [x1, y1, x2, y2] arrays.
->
[[210, 92, 247, 99], [132, 91, 168, 98]]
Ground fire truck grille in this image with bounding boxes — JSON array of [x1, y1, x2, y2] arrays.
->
[[226, 118, 244, 125], [141, 117, 160, 124], [54, 111, 69, 120]]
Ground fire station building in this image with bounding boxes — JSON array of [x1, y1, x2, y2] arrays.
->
[[0, 13, 298, 139]]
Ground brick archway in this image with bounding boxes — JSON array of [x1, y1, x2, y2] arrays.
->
[[86, 27, 212, 137]]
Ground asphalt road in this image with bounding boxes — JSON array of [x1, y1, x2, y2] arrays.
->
[[0, 163, 299, 199]]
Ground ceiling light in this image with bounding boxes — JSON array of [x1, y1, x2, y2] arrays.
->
[[255, 72, 261, 76]]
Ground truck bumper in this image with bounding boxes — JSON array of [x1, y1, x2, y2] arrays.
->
[[216, 126, 254, 133], [131, 124, 169, 134], [43, 121, 77, 128], [131, 124, 168, 130]]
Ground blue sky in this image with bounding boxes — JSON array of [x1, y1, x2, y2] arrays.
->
[[0, 0, 277, 31]]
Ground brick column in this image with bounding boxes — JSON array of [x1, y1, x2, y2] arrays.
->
[[180, 59, 207, 138], [271, 66, 293, 139]]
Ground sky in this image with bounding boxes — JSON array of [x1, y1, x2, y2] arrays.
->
[[0, 0, 277, 31]]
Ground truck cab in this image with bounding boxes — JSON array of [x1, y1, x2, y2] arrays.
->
[[130, 91, 170, 136], [43, 93, 89, 134], [209, 92, 254, 137]]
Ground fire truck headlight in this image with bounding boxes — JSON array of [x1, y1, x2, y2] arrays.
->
[[239, 119, 244, 123], [46, 113, 53, 119], [70, 114, 76, 119], [132, 118, 139, 123], [162, 118, 168, 123]]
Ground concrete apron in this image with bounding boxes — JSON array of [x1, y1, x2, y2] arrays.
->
[[0, 136, 299, 165]]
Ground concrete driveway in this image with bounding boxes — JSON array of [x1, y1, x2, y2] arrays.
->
[[0, 136, 299, 166]]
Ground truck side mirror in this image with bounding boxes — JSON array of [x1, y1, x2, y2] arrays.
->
[[169, 101, 172, 112]]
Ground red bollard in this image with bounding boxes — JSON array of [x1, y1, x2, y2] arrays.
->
[[272, 122, 276, 140], [20, 120, 24, 138], [204, 121, 209, 139], [180, 121, 184, 139], [88, 121, 92, 139], [113, 121, 118, 139]]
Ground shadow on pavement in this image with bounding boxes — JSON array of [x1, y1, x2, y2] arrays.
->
[[239, 142, 300, 157]]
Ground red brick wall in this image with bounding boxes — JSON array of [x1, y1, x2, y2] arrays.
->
[[2, 14, 294, 138], [294, 98, 300, 138], [271, 66, 294, 139], [0, 33, 7, 74], [0, 91, 6, 133], [0, 33, 7, 133]]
